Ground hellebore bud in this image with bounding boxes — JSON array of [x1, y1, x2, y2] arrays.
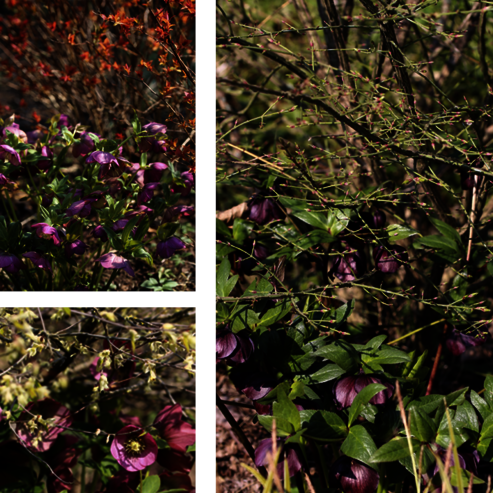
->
[[371, 209, 386, 229]]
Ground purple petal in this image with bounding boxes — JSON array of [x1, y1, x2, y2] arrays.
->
[[156, 237, 186, 259]]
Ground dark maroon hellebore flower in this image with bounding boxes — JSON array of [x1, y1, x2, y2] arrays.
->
[[232, 371, 277, 401], [333, 373, 394, 409], [65, 240, 87, 258], [36, 146, 54, 171], [31, 222, 61, 245], [331, 456, 379, 493], [23, 252, 52, 270], [170, 171, 194, 196], [371, 209, 386, 229], [140, 122, 167, 153], [86, 151, 128, 180], [72, 132, 96, 158], [255, 438, 302, 478], [216, 327, 254, 364], [446, 328, 487, 356], [135, 162, 168, 186], [57, 114, 70, 129], [153, 404, 196, 453], [104, 470, 140, 493], [0, 253, 22, 273], [329, 246, 365, 282], [97, 253, 135, 277], [138, 182, 160, 204], [0, 173, 16, 189], [373, 245, 408, 273], [66, 198, 96, 218], [162, 205, 194, 223], [0, 144, 21, 166], [156, 237, 186, 259], [93, 225, 109, 242], [248, 196, 284, 225], [26, 129, 43, 143]]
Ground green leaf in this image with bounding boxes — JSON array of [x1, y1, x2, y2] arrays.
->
[[258, 415, 294, 437], [429, 216, 462, 249], [314, 340, 360, 372], [485, 375, 493, 408], [335, 300, 355, 325], [216, 218, 232, 238], [348, 383, 387, 427], [142, 475, 161, 493], [304, 363, 345, 384], [455, 401, 479, 433], [410, 407, 436, 442], [122, 215, 140, 245], [258, 300, 291, 327], [132, 111, 142, 134], [414, 235, 459, 256], [450, 273, 468, 301], [292, 210, 329, 230], [301, 410, 347, 440], [470, 390, 490, 420], [223, 275, 239, 298], [480, 413, 493, 440], [363, 345, 411, 366], [216, 257, 231, 295], [232, 218, 253, 244], [327, 210, 349, 236], [273, 389, 300, 431], [386, 224, 418, 243], [341, 425, 377, 468], [450, 468, 485, 486], [370, 437, 421, 463]]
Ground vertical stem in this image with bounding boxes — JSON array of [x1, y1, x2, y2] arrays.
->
[[140, 470, 143, 493], [426, 324, 448, 396]]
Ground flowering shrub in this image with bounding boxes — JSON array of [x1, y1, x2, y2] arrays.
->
[[0, 114, 194, 290], [216, 0, 493, 491], [0, 307, 196, 492]]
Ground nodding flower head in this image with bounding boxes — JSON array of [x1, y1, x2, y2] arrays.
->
[[2, 123, 27, 143], [156, 237, 186, 259], [0, 253, 23, 274], [371, 209, 386, 229], [31, 223, 61, 246], [446, 328, 487, 356], [153, 404, 195, 453], [373, 245, 408, 273], [331, 456, 379, 493], [23, 252, 52, 271], [255, 438, 302, 478], [97, 253, 135, 277], [248, 196, 284, 225], [73, 132, 96, 158], [65, 240, 87, 259], [140, 122, 167, 153], [329, 244, 366, 282], [0, 144, 21, 166], [86, 151, 129, 180], [216, 327, 254, 364]]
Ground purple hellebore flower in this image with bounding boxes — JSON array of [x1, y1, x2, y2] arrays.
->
[[432, 445, 468, 492], [0, 144, 21, 166], [140, 122, 167, 153], [16, 399, 72, 453], [86, 151, 127, 180], [110, 425, 158, 472], [446, 328, 487, 356], [248, 196, 284, 225], [97, 253, 135, 277], [124, 205, 153, 218], [66, 198, 96, 218], [135, 162, 168, 186], [31, 222, 61, 245], [255, 438, 302, 478], [0, 173, 16, 189], [26, 129, 44, 144], [23, 252, 52, 270], [2, 123, 27, 143], [373, 245, 408, 273], [331, 456, 379, 493], [37, 146, 53, 171], [57, 114, 70, 129], [112, 219, 129, 232], [93, 225, 109, 242], [153, 404, 196, 453], [216, 328, 254, 364], [73, 132, 96, 158], [138, 182, 160, 204], [232, 372, 277, 401], [65, 240, 86, 259], [162, 205, 194, 223], [103, 470, 140, 493], [156, 237, 186, 259], [329, 246, 366, 282], [0, 253, 23, 273], [333, 373, 394, 410]]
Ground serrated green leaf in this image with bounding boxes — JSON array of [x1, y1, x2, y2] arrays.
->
[[273, 389, 300, 431], [410, 407, 436, 442], [470, 390, 490, 420], [303, 363, 345, 384]]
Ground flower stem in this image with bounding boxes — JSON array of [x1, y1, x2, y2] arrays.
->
[[140, 470, 143, 493]]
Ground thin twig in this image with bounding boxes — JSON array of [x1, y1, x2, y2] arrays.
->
[[37, 308, 53, 357]]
